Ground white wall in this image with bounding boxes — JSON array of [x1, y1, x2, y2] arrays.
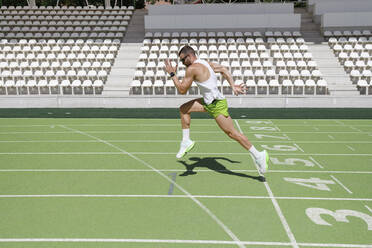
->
[[321, 11, 372, 29], [314, 1, 372, 15], [145, 14, 300, 31], [312, 1, 372, 24], [147, 3, 293, 15], [307, 0, 372, 13]]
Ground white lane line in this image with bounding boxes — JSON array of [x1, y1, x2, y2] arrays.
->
[[1, 152, 371, 156], [3, 123, 372, 127], [293, 143, 304, 153], [283, 133, 291, 141], [0, 239, 370, 247], [349, 126, 364, 133], [3, 140, 372, 144], [328, 135, 335, 140], [346, 145, 356, 152], [1, 194, 372, 201], [308, 156, 324, 169], [0, 169, 371, 174], [298, 243, 372, 248], [59, 125, 246, 248], [334, 120, 367, 134], [235, 120, 298, 248], [365, 205, 372, 214], [1, 131, 371, 134], [330, 175, 353, 194], [0, 238, 289, 245], [334, 120, 345, 126]]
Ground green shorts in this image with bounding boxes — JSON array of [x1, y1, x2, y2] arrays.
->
[[201, 98, 230, 119]]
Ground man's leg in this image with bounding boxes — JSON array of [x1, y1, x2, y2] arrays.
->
[[214, 115, 269, 173], [180, 98, 206, 129], [176, 98, 206, 159]]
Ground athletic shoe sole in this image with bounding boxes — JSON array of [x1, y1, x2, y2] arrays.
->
[[176, 141, 195, 159]]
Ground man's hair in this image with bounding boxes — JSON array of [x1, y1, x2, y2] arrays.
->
[[178, 45, 196, 56]]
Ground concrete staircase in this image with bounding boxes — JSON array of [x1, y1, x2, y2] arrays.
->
[[123, 9, 146, 43], [295, 7, 324, 44], [102, 43, 142, 96], [308, 44, 360, 96], [103, 9, 146, 96]]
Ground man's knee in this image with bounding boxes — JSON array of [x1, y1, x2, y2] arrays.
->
[[179, 104, 188, 114]]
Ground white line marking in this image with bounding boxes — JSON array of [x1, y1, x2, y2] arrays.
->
[[313, 127, 319, 131], [0, 169, 372, 174], [298, 243, 372, 248], [1, 152, 371, 156], [2, 140, 372, 144], [0, 238, 290, 245], [349, 126, 364, 133], [334, 120, 345, 126], [0, 239, 370, 247], [365, 205, 372, 214], [346, 145, 356, 152], [0, 194, 372, 201], [293, 143, 304, 153], [330, 175, 353, 194], [1, 131, 371, 134], [3, 123, 372, 127], [308, 156, 324, 169], [283, 133, 291, 141], [59, 125, 246, 248], [234, 120, 298, 248], [328, 135, 335, 140]]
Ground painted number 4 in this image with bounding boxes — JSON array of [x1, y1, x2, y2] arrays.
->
[[306, 208, 372, 230], [283, 177, 335, 191]]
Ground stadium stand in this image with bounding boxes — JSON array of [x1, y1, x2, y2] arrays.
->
[[1, 2, 371, 109], [0, 5, 134, 95], [326, 32, 372, 95], [131, 31, 329, 96]]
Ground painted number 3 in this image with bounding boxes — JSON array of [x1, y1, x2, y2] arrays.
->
[[306, 208, 372, 230]]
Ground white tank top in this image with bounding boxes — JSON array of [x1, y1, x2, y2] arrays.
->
[[192, 59, 225, 105]]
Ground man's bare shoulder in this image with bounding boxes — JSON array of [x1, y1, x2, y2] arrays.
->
[[186, 63, 203, 74]]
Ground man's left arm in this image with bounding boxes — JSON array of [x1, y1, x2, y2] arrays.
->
[[164, 59, 194, 95]]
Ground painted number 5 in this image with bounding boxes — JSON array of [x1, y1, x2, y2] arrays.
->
[[306, 208, 372, 230]]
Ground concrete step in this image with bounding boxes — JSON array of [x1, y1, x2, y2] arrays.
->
[[331, 91, 360, 96]]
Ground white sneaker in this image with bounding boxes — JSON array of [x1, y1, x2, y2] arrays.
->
[[255, 150, 269, 174], [176, 140, 195, 159]]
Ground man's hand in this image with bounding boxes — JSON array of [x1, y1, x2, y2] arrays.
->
[[232, 83, 246, 95], [164, 59, 178, 75]]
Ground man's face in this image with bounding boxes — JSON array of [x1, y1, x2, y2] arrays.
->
[[179, 53, 191, 67]]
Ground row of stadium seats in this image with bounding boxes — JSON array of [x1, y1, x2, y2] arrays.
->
[[134, 68, 323, 82], [0, 53, 116, 61], [143, 37, 306, 46], [328, 33, 372, 95], [0, 38, 120, 95], [130, 79, 328, 96], [145, 31, 302, 39], [0, 44, 119, 53], [0, 10, 132, 15], [132, 31, 328, 96], [0, 32, 126, 39], [0, 79, 104, 95], [1, 20, 129, 27], [0, 15, 132, 21], [0, 38, 120, 46], [0, 5, 134, 10], [356, 80, 372, 95], [324, 30, 372, 38]]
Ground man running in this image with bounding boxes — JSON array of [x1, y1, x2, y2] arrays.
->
[[164, 45, 269, 174]]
